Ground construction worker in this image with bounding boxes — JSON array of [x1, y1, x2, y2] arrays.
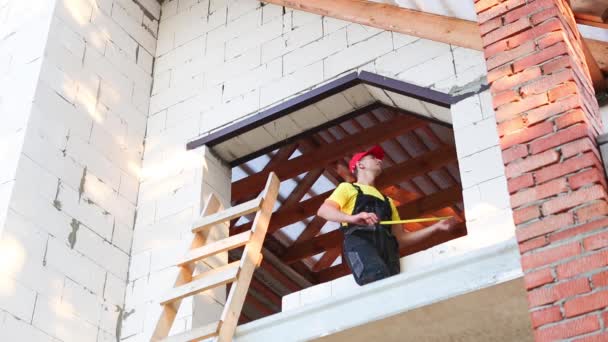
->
[[317, 145, 460, 286]]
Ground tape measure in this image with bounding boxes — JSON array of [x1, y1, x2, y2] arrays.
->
[[379, 216, 453, 225]]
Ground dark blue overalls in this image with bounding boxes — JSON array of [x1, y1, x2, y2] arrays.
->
[[342, 184, 401, 286]]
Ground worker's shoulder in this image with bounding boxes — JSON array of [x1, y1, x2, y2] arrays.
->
[[335, 182, 356, 190]]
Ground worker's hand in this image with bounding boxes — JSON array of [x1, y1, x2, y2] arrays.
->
[[348, 212, 379, 226], [434, 217, 460, 235]]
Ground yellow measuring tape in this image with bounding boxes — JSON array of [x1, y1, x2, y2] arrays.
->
[[379, 216, 453, 225]]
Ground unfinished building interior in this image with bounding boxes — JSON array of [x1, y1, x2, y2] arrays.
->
[[1, 0, 608, 341]]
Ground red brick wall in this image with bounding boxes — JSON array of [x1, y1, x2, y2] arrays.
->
[[474, 0, 608, 340]]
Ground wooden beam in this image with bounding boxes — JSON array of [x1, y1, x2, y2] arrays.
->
[[232, 144, 458, 235], [582, 39, 607, 94], [572, 0, 608, 23], [586, 38, 608, 78], [261, 0, 482, 50], [231, 114, 428, 203], [260, 0, 608, 86], [313, 247, 341, 272], [281, 186, 462, 264]]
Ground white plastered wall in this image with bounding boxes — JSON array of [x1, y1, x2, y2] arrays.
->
[[127, 0, 518, 341], [0, 0, 159, 341]]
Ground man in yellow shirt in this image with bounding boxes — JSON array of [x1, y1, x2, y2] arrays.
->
[[317, 145, 459, 285]]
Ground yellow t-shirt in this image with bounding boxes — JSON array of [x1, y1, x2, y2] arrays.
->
[[326, 183, 400, 224]]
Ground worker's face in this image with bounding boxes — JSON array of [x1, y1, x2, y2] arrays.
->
[[357, 154, 383, 175]]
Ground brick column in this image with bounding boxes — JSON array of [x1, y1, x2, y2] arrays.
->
[[474, 1, 608, 341]]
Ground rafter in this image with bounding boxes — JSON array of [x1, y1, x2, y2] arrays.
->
[[232, 145, 458, 235], [313, 247, 341, 272], [231, 114, 428, 203], [281, 185, 462, 264]]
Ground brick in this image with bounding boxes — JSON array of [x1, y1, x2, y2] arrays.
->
[[550, 218, 608, 244], [475, 0, 501, 14], [508, 173, 535, 193], [557, 250, 608, 279], [511, 178, 568, 208], [556, 109, 587, 130], [479, 16, 502, 36], [514, 205, 542, 224], [542, 184, 607, 215], [534, 315, 599, 341], [537, 31, 565, 49], [561, 139, 599, 159], [521, 241, 581, 270], [517, 212, 574, 242], [498, 116, 526, 137], [484, 39, 509, 60], [530, 6, 561, 25], [520, 235, 550, 253], [525, 268, 555, 290], [528, 277, 590, 307], [520, 69, 575, 96], [504, 0, 554, 24], [548, 81, 578, 102], [564, 289, 608, 317], [501, 121, 553, 150], [503, 144, 529, 164], [576, 201, 608, 223], [573, 332, 608, 342], [525, 93, 582, 125], [543, 55, 572, 75], [513, 42, 568, 73], [493, 89, 520, 108], [487, 40, 536, 70], [529, 124, 590, 155], [506, 149, 559, 178], [492, 66, 542, 93], [569, 169, 606, 190], [591, 271, 608, 288], [477, 0, 526, 23], [531, 305, 562, 328], [506, 18, 561, 50], [487, 64, 513, 84], [496, 93, 548, 122], [483, 17, 531, 47], [583, 230, 608, 251], [535, 152, 598, 184]]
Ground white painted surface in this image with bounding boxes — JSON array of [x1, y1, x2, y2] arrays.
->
[[243, 239, 522, 341], [0, 0, 157, 341]]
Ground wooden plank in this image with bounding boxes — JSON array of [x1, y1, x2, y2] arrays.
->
[[572, 0, 608, 23], [162, 321, 219, 342], [151, 194, 223, 342], [191, 196, 262, 233], [159, 261, 240, 306], [260, 0, 608, 82], [260, 0, 482, 50], [232, 144, 457, 235], [582, 38, 608, 91], [231, 114, 427, 203], [177, 231, 252, 267], [313, 247, 341, 272], [217, 173, 281, 342]]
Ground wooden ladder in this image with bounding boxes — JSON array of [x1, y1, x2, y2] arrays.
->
[[151, 172, 280, 342]]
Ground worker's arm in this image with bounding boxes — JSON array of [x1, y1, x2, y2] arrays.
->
[[317, 200, 379, 226], [391, 217, 460, 250]]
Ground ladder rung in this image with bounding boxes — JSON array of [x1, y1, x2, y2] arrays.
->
[[192, 196, 263, 233], [160, 262, 240, 306], [177, 231, 252, 267], [162, 321, 219, 342]]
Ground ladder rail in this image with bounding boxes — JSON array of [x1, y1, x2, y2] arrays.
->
[[151, 172, 281, 342]]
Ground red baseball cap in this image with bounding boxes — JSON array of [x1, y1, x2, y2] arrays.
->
[[348, 145, 385, 173]]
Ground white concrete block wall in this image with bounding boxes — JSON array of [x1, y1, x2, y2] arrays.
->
[[0, 0, 55, 235], [0, 0, 158, 341], [127, 0, 515, 337]]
